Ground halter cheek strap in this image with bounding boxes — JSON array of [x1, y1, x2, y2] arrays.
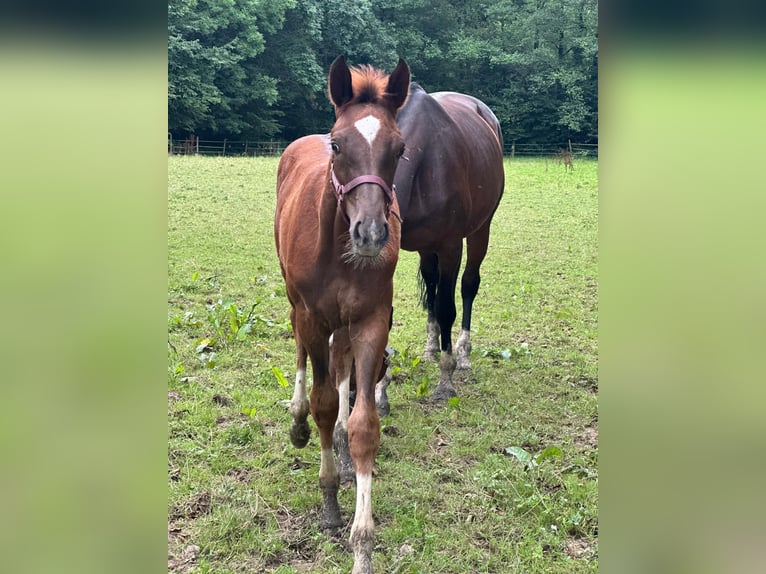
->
[[330, 164, 401, 222]]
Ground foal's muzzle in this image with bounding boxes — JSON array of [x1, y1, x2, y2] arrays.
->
[[352, 215, 389, 256]]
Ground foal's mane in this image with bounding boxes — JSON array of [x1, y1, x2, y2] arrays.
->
[[348, 65, 390, 105]]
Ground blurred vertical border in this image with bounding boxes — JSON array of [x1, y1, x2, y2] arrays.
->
[[2, 2, 765, 573], [0, 4, 167, 574], [601, 3, 766, 573]]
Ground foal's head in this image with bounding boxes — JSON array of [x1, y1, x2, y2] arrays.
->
[[327, 56, 410, 265]]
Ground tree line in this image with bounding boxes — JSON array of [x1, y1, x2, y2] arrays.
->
[[169, 0, 598, 145]]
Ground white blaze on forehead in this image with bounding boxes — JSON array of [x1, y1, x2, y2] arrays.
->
[[354, 115, 381, 147]]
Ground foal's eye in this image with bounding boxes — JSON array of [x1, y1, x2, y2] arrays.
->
[[397, 144, 406, 158], [331, 141, 340, 154]]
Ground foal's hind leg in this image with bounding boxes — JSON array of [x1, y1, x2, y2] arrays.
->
[[374, 310, 395, 417], [308, 354, 343, 531], [374, 347, 394, 417], [296, 313, 342, 531], [456, 221, 492, 371], [289, 309, 311, 448], [330, 328, 355, 486]]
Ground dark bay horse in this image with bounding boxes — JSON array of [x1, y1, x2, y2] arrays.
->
[[275, 56, 409, 574], [394, 83, 505, 400]]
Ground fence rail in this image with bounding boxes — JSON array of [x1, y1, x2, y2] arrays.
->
[[168, 136, 597, 158]]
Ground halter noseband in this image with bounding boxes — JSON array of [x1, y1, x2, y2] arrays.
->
[[330, 163, 401, 222]]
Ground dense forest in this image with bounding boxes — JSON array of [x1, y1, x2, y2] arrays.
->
[[168, 0, 598, 145]]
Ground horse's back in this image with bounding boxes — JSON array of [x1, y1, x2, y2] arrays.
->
[[430, 91, 503, 151], [417, 90, 504, 237], [274, 135, 330, 274], [277, 134, 330, 203]]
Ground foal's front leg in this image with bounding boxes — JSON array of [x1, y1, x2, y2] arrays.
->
[[347, 316, 388, 574]]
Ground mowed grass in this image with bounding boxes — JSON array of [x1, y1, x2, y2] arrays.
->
[[168, 156, 598, 573]]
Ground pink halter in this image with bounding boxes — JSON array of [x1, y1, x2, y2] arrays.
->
[[330, 163, 401, 222]]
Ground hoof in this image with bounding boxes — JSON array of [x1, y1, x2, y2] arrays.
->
[[423, 349, 439, 362], [455, 357, 471, 371], [376, 399, 390, 418], [290, 419, 311, 448], [432, 383, 457, 403], [319, 498, 343, 533]]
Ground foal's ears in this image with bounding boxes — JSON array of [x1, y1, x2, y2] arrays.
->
[[328, 56, 353, 111], [328, 55, 410, 115], [385, 58, 410, 113]]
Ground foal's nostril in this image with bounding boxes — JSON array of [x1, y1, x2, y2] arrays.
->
[[353, 221, 363, 242]]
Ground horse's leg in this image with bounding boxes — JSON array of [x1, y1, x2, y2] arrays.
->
[[347, 313, 388, 574], [289, 308, 311, 448], [456, 220, 492, 371], [374, 346, 393, 417], [331, 328, 355, 486], [296, 313, 342, 532], [419, 252, 440, 361], [432, 242, 462, 402], [374, 309, 394, 417]]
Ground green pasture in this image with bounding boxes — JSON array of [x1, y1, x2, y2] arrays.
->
[[168, 156, 598, 573]]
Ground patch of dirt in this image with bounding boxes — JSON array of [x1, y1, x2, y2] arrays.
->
[[216, 415, 244, 429], [577, 375, 598, 394], [429, 432, 450, 456], [169, 491, 212, 521], [225, 467, 253, 483], [575, 424, 599, 450], [565, 537, 596, 559], [273, 506, 340, 568], [168, 390, 181, 403], [167, 524, 199, 573]]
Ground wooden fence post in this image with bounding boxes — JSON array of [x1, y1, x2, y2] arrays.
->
[[511, 142, 515, 158]]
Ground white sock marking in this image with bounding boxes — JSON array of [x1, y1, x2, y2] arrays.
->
[[290, 368, 308, 417], [354, 115, 380, 147], [352, 473, 374, 535]]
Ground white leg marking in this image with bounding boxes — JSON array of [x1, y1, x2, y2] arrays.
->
[[351, 473, 374, 538], [425, 318, 440, 359], [456, 328, 472, 370], [354, 115, 381, 147], [290, 368, 308, 417], [375, 367, 391, 404]]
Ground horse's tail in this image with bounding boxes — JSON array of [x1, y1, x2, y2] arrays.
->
[[417, 268, 428, 310]]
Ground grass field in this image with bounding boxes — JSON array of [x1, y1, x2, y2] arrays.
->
[[168, 156, 598, 573]]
